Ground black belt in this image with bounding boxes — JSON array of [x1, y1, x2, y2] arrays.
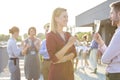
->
[[9, 58, 18, 65], [44, 59, 50, 61]]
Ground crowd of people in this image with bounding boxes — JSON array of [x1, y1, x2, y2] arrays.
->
[[6, 1, 120, 80], [74, 33, 101, 74]]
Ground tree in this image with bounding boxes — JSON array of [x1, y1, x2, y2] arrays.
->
[[16, 36, 22, 41], [0, 34, 10, 41], [76, 32, 92, 42], [37, 33, 45, 40], [23, 33, 28, 40]]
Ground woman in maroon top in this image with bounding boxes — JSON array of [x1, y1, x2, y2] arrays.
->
[[46, 7, 77, 80]]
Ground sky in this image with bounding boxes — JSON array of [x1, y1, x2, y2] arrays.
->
[[0, 0, 106, 35]]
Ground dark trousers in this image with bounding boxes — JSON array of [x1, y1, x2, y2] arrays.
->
[[106, 72, 120, 80]]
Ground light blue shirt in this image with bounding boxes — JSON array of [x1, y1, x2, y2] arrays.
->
[[99, 27, 120, 73], [7, 37, 22, 58], [39, 39, 50, 59], [90, 40, 98, 49]]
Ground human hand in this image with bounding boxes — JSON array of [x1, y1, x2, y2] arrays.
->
[[67, 36, 77, 47], [22, 43, 30, 55], [26, 43, 31, 48], [34, 39, 39, 46], [94, 33, 104, 46], [34, 39, 40, 51]]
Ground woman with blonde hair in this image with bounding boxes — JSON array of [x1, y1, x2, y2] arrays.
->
[[46, 7, 77, 80]]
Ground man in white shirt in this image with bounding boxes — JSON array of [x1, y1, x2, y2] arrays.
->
[[94, 1, 120, 80]]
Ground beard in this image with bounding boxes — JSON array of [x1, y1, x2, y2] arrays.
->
[[111, 17, 119, 26], [111, 21, 118, 26]]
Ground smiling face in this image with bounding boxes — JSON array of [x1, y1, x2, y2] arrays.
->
[[28, 27, 36, 37], [29, 29, 36, 36], [55, 11, 68, 28], [51, 8, 68, 33]]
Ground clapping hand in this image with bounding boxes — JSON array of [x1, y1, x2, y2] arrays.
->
[[34, 39, 40, 51]]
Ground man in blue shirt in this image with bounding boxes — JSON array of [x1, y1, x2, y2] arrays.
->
[[39, 23, 50, 80]]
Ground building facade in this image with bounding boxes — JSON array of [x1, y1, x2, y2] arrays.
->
[[76, 0, 118, 45]]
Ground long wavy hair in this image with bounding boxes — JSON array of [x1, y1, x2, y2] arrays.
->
[[50, 7, 67, 33]]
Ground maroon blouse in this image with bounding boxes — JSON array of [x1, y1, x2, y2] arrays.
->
[[46, 31, 77, 80]]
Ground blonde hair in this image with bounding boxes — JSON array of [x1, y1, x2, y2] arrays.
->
[[50, 7, 67, 33]]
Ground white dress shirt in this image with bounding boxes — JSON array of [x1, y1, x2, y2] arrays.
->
[[99, 27, 120, 73]]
